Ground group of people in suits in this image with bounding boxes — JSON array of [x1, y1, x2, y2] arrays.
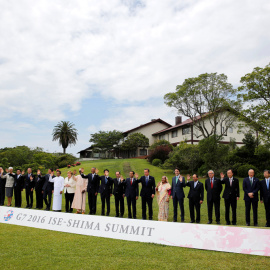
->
[[1, 165, 270, 227]]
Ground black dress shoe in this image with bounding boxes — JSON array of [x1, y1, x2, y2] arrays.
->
[[106, 213, 109, 216], [207, 221, 212, 224], [226, 222, 230, 225], [254, 223, 258, 226], [265, 224, 270, 227], [25, 205, 30, 208], [115, 215, 119, 217], [173, 220, 177, 222], [232, 223, 236, 225], [246, 223, 250, 226], [216, 221, 221, 225], [128, 216, 132, 219], [181, 219, 184, 222], [149, 217, 152, 220], [119, 215, 123, 218], [196, 221, 200, 223], [190, 221, 195, 223]]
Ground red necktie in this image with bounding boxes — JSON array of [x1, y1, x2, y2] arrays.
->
[[130, 178, 133, 185], [211, 179, 213, 189]]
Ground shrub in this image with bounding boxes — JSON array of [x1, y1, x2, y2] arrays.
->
[[152, 158, 162, 167], [237, 164, 260, 178], [148, 145, 172, 163]]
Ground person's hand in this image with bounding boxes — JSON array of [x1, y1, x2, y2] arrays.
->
[[248, 192, 254, 198], [237, 197, 239, 200], [95, 168, 99, 174], [166, 198, 169, 202], [60, 191, 62, 194], [82, 190, 85, 193], [200, 200, 203, 204], [151, 194, 155, 199], [42, 191, 43, 194], [220, 172, 225, 179], [261, 200, 263, 204], [123, 194, 125, 198], [171, 196, 173, 200], [157, 182, 161, 187], [135, 173, 139, 179], [110, 194, 112, 197], [22, 170, 25, 175], [50, 172, 54, 177], [30, 176, 33, 181], [52, 190, 54, 194], [136, 196, 138, 200], [180, 177, 183, 183], [95, 192, 97, 196], [81, 168, 84, 173], [187, 174, 191, 181], [31, 188, 33, 192], [120, 176, 124, 182]]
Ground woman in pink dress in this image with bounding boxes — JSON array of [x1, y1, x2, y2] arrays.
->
[[71, 169, 88, 214], [156, 176, 171, 221]]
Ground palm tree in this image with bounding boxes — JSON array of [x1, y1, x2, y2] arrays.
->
[[52, 121, 78, 154]]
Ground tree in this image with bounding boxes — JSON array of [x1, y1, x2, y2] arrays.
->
[[89, 130, 123, 155], [149, 139, 173, 150], [121, 132, 149, 155], [164, 73, 240, 140], [52, 121, 78, 154], [237, 63, 270, 141]]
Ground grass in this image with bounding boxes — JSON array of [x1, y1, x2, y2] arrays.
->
[[0, 158, 270, 269]]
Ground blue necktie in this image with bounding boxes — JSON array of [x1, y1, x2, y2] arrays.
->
[[267, 179, 269, 190], [146, 177, 148, 185], [105, 177, 107, 184]]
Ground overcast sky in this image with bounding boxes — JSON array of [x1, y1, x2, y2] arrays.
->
[[0, 0, 269, 156]]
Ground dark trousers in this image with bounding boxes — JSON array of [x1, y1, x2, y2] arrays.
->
[[141, 196, 153, 220], [207, 199, 220, 222], [26, 188, 33, 207], [173, 195, 184, 221], [245, 199, 258, 225], [14, 187, 22, 207], [65, 192, 74, 212], [88, 192, 97, 214], [189, 199, 201, 222], [36, 189, 43, 209], [43, 189, 52, 209], [0, 185, 5, 205], [264, 199, 270, 226], [114, 194, 124, 216], [101, 195, 110, 215], [127, 196, 136, 218], [224, 196, 237, 224]]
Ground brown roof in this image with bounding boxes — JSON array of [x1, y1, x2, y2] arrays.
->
[[152, 115, 202, 135], [123, 118, 172, 135]]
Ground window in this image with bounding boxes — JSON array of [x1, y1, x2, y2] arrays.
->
[[159, 134, 165, 140], [221, 126, 227, 136], [228, 127, 233, 133], [182, 127, 191, 135], [139, 149, 147, 156], [172, 130, 178, 138]]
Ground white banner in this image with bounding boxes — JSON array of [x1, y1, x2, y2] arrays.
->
[[0, 206, 269, 257]]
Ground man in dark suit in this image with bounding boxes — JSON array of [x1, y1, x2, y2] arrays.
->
[[14, 169, 24, 207], [42, 169, 55, 211], [81, 167, 101, 215], [0, 167, 6, 206], [205, 170, 222, 224], [113, 171, 126, 217], [243, 169, 260, 226], [136, 169, 155, 220], [260, 170, 270, 227], [171, 168, 186, 222], [124, 171, 138, 219], [98, 169, 113, 216], [35, 170, 45, 209], [186, 174, 204, 223], [23, 168, 35, 208], [220, 169, 240, 225]]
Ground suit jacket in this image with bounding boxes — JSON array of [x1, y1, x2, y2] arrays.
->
[[42, 174, 56, 191], [113, 178, 126, 196], [221, 177, 240, 199], [0, 173, 6, 189], [243, 177, 260, 201], [260, 179, 270, 203], [35, 175, 45, 191], [14, 174, 24, 190], [137, 175, 156, 198], [98, 176, 113, 197], [186, 181, 204, 201], [24, 173, 35, 190], [205, 177, 222, 201], [124, 178, 138, 198], [171, 176, 186, 199], [81, 173, 100, 194]]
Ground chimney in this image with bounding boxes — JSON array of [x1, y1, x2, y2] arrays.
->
[[175, 116, 182, 125]]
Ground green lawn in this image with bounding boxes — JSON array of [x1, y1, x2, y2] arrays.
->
[[0, 159, 270, 269]]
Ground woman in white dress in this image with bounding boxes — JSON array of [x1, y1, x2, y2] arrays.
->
[[52, 170, 65, 212], [71, 169, 88, 214]]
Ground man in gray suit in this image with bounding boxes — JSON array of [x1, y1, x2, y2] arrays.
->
[[171, 168, 186, 222]]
